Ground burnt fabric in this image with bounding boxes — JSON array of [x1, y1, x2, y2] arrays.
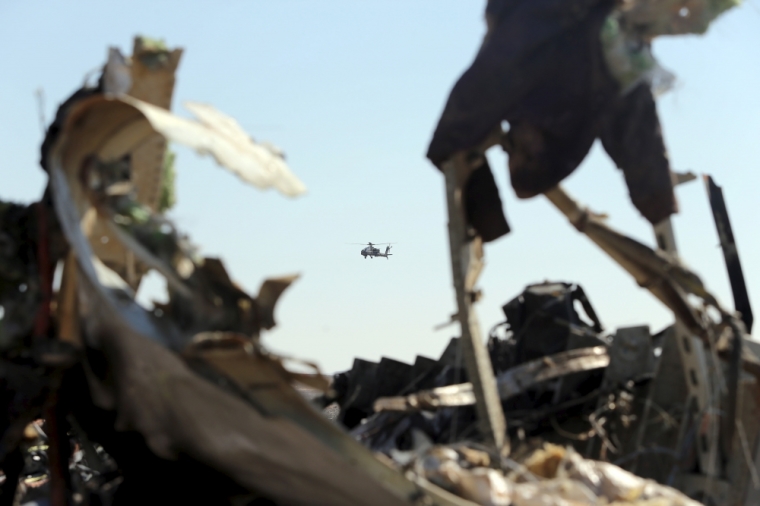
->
[[427, 0, 676, 226], [464, 155, 511, 242], [598, 83, 677, 224]]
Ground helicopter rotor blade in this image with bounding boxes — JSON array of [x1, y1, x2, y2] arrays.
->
[[346, 242, 397, 245]]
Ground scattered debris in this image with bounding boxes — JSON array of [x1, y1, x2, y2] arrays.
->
[[0, 1, 756, 503], [0, 37, 465, 506], [408, 443, 704, 506], [426, 0, 741, 240]]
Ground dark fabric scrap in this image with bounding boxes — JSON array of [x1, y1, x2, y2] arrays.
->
[[427, 0, 677, 225], [428, 0, 617, 166], [464, 155, 511, 242], [598, 83, 677, 224], [502, 120, 599, 200]]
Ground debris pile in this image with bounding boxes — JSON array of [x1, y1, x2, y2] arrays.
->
[[2, 37, 459, 506], [408, 443, 704, 506], [0, 0, 757, 503], [326, 270, 760, 505]]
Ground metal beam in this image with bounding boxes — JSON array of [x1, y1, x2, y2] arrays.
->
[[705, 175, 753, 333], [653, 217, 718, 477], [442, 153, 507, 451]]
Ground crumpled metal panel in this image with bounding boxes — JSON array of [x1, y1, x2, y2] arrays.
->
[[374, 347, 610, 412]]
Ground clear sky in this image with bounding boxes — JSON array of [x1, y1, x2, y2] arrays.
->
[[1, 1, 759, 373]]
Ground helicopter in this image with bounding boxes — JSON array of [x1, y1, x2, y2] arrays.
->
[[349, 242, 394, 259]]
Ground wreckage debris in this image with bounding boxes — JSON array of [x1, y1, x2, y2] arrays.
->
[[3, 36, 464, 506], [420, 0, 741, 471], [408, 443, 703, 506], [418, 1, 755, 498], [0, 0, 756, 502], [372, 346, 611, 413], [331, 267, 759, 505], [427, 0, 741, 242], [705, 175, 753, 333]]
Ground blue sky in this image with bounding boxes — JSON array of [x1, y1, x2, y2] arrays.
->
[[1, 1, 759, 373]]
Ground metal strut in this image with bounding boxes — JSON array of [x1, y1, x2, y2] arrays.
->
[[442, 152, 507, 451]]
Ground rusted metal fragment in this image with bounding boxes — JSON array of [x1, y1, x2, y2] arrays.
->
[[46, 88, 308, 338], [55, 252, 80, 346], [74, 279, 411, 505], [92, 38, 183, 289], [128, 37, 183, 108], [442, 153, 506, 450], [57, 94, 306, 198], [124, 36, 182, 210], [705, 175, 753, 333], [374, 383, 476, 412], [605, 326, 655, 386], [497, 346, 609, 399], [721, 339, 760, 382], [257, 274, 300, 330], [44, 74, 305, 301], [373, 347, 609, 412], [48, 170, 469, 504], [544, 185, 722, 338], [40, 51, 479, 503]]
